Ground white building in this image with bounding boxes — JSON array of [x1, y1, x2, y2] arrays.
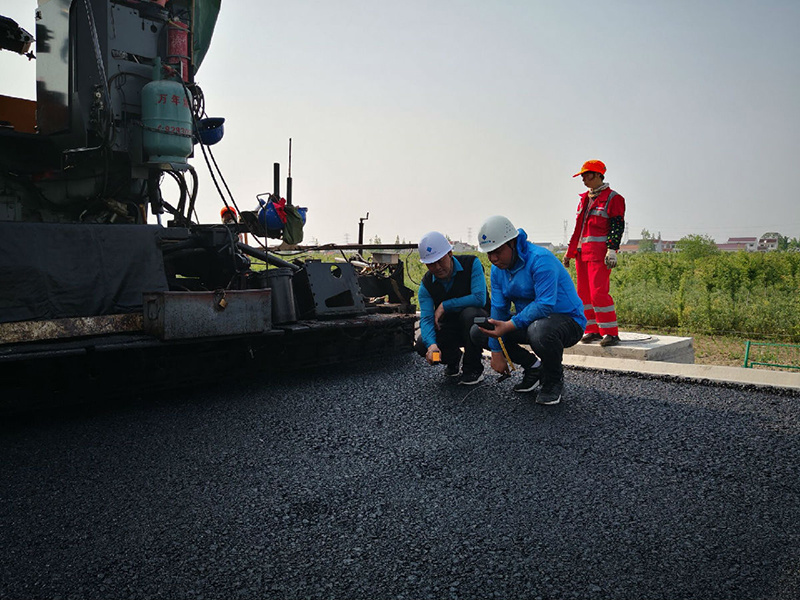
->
[[725, 237, 758, 251], [758, 233, 780, 251]]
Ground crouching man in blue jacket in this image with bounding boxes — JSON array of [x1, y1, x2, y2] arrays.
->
[[470, 215, 587, 405], [415, 231, 490, 385]]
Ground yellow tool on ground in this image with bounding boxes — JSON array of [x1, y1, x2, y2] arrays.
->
[[474, 316, 516, 376]]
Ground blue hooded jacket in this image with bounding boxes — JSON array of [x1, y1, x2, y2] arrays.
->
[[489, 228, 587, 352]]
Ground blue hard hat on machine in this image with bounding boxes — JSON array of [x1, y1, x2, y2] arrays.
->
[[196, 117, 225, 145]]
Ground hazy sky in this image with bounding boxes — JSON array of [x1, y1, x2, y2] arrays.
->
[[2, 0, 798, 245]]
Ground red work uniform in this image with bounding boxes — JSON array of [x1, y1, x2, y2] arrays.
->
[[566, 188, 625, 337]]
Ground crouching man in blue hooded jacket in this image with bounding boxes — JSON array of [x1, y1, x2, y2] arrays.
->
[[470, 215, 587, 405]]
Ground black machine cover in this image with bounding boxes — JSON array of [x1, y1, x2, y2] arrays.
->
[[0, 222, 169, 324]]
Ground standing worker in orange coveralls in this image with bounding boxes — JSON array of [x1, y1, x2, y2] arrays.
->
[[563, 160, 626, 347]]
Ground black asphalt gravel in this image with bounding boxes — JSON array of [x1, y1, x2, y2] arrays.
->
[[1, 353, 799, 600]]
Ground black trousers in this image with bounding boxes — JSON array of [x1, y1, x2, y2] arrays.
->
[[470, 313, 584, 384], [415, 306, 488, 372]]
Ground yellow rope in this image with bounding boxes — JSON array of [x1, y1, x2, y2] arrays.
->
[[497, 337, 516, 372]]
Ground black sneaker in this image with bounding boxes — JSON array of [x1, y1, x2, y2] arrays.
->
[[513, 365, 542, 393], [444, 363, 460, 377], [581, 332, 602, 343], [536, 380, 563, 405], [458, 370, 484, 385], [600, 335, 620, 347]]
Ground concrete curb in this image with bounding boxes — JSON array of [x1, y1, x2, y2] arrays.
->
[[563, 353, 800, 391]]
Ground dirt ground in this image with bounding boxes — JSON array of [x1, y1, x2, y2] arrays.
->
[[639, 329, 800, 372], [692, 333, 750, 367]]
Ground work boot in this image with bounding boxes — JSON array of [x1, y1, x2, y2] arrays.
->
[[581, 332, 602, 343], [536, 380, 564, 405], [458, 369, 484, 386], [600, 335, 620, 347], [444, 363, 460, 377], [513, 364, 542, 393]]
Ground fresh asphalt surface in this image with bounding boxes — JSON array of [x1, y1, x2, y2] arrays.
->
[[1, 353, 799, 599]]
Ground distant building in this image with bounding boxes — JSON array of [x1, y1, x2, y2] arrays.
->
[[592, 233, 788, 254], [618, 241, 640, 254], [725, 237, 758, 251], [717, 242, 750, 252], [452, 241, 477, 253], [616, 235, 675, 254], [533, 242, 556, 252], [757, 235, 779, 252], [716, 235, 783, 252], [656, 239, 678, 253]]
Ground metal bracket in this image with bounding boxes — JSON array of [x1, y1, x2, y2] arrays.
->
[[293, 261, 366, 319]]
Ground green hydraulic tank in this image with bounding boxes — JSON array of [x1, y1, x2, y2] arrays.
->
[[142, 58, 193, 164]]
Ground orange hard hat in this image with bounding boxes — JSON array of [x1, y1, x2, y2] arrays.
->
[[220, 206, 237, 218], [573, 160, 607, 178]]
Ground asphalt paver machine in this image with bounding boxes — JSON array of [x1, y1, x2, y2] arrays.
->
[[0, 0, 417, 410]]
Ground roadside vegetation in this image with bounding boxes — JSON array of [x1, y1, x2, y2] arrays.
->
[[608, 249, 800, 343]]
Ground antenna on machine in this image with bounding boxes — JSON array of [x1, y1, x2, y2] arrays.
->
[[286, 138, 292, 205]]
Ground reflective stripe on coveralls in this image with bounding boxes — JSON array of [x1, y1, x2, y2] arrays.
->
[[580, 235, 608, 244], [578, 191, 617, 247], [593, 304, 618, 330]]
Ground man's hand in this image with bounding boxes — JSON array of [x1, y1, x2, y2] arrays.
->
[[604, 248, 617, 269], [490, 352, 509, 374], [562, 255, 571, 268], [434, 303, 446, 330], [479, 318, 516, 339], [425, 344, 441, 365]]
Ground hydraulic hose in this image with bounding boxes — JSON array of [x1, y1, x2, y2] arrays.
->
[[236, 242, 302, 272]]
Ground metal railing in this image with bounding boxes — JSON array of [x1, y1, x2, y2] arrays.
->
[[743, 341, 800, 370]]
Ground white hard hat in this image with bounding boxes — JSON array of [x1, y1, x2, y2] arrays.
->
[[478, 215, 518, 252], [418, 231, 453, 264]]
